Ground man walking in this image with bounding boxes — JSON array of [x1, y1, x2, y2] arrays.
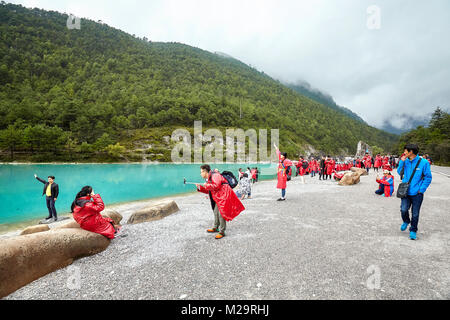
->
[[397, 144, 432, 240], [34, 173, 59, 222]]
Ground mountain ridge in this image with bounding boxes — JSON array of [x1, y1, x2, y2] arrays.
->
[[0, 3, 398, 162]]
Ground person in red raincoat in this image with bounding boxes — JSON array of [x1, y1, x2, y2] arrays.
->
[[196, 164, 245, 239], [374, 155, 382, 172], [298, 157, 306, 176], [251, 168, 257, 183], [312, 158, 319, 177], [363, 153, 372, 173], [375, 170, 395, 197], [71, 186, 117, 239], [326, 156, 335, 178], [274, 144, 292, 201]]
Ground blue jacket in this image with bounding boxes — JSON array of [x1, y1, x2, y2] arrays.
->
[[397, 156, 432, 195]]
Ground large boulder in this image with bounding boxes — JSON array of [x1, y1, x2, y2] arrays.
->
[[20, 224, 50, 235], [127, 200, 179, 224], [338, 172, 362, 186], [0, 228, 110, 299], [350, 167, 368, 176], [54, 209, 123, 230], [54, 220, 80, 229], [102, 209, 123, 225]]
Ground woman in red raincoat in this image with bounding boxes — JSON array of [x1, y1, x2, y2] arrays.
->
[[196, 165, 245, 239], [274, 144, 292, 201], [374, 155, 382, 171], [326, 157, 335, 178], [363, 154, 372, 173], [298, 157, 306, 176], [71, 186, 117, 239]]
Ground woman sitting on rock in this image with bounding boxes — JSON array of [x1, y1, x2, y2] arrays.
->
[[70, 186, 120, 239]]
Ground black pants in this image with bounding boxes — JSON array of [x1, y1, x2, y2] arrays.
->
[[46, 196, 57, 219]]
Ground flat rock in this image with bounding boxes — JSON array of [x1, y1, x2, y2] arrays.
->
[[20, 225, 50, 235], [54, 209, 123, 230], [127, 200, 179, 224], [38, 216, 70, 225]]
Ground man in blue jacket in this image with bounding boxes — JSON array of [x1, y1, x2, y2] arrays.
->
[[397, 144, 432, 240]]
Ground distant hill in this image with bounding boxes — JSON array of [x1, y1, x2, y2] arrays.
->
[[286, 81, 367, 124], [0, 3, 398, 162]]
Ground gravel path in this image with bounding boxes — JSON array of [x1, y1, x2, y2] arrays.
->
[[4, 166, 450, 300]]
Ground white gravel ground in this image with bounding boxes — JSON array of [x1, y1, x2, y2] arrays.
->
[[3, 166, 450, 300]]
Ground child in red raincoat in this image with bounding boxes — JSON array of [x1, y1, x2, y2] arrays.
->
[[196, 164, 245, 239], [71, 186, 118, 239]]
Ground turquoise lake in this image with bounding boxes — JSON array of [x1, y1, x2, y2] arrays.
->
[[0, 163, 277, 229]]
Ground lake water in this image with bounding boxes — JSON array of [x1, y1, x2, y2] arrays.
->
[[0, 163, 277, 230]]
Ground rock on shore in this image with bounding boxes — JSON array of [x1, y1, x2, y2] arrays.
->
[[0, 228, 110, 298]]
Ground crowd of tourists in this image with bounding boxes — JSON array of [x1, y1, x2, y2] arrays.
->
[[33, 143, 433, 241]]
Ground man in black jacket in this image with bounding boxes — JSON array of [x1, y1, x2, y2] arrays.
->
[[319, 156, 326, 180], [34, 174, 59, 222]]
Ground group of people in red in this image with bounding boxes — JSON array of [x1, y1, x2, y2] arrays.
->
[[292, 153, 414, 181], [294, 155, 353, 181], [59, 142, 435, 243]]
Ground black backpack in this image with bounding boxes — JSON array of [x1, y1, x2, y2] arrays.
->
[[220, 171, 238, 189], [302, 161, 309, 169], [286, 166, 292, 181]]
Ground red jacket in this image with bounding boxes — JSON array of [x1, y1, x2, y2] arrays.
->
[[297, 159, 306, 176], [364, 156, 372, 168], [326, 159, 335, 175], [376, 175, 394, 197], [276, 149, 293, 189], [197, 172, 245, 221], [374, 156, 382, 168], [72, 194, 116, 239]]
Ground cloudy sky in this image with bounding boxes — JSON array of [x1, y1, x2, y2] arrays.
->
[[9, 0, 450, 130]]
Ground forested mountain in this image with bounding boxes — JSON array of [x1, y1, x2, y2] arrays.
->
[[286, 81, 367, 124], [0, 3, 397, 162]]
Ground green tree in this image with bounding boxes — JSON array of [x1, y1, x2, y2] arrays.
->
[[105, 143, 125, 158], [0, 124, 24, 159]]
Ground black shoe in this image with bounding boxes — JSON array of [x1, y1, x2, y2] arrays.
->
[[45, 216, 52, 220], [277, 198, 286, 201]]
